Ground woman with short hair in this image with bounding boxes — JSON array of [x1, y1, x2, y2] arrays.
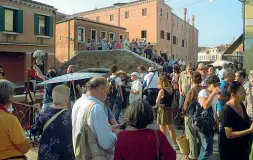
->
[[219, 81, 253, 160], [0, 80, 30, 159], [114, 99, 176, 160]]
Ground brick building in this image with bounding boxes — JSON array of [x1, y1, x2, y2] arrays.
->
[[69, 0, 199, 63], [0, 0, 56, 83], [55, 17, 128, 67]]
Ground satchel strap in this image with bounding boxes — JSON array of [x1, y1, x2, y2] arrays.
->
[[84, 102, 96, 123], [43, 108, 68, 133]]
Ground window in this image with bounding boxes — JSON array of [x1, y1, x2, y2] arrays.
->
[[142, 8, 147, 16], [182, 39, 185, 47], [160, 8, 163, 17], [78, 27, 85, 42], [0, 7, 23, 33], [119, 34, 123, 41], [101, 31, 107, 40], [160, 30, 164, 39], [173, 36, 176, 45], [166, 32, 170, 40], [141, 30, 147, 39], [109, 32, 115, 40], [110, 14, 114, 21], [166, 12, 169, 20], [125, 11, 129, 19], [34, 13, 53, 37], [39, 15, 46, 35], [96, 16, 100, 22], [91, 29, 97, 43]]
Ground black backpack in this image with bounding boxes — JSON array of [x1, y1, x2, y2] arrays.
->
[[107, 77, 118, 96]]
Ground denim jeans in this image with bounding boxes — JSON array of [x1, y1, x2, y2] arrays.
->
[[107, 96, 122, 121], [179, 95, 186, 109], [198, 131, 214, 160]]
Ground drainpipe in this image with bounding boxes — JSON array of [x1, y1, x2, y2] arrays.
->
[[68, 19, 70, 61]]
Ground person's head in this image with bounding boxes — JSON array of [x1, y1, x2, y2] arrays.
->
[[248, 73, 253, 87], [192, 72, 202, 85], [173, 66, 180, 74], [130, 72, 139, 81], [206, 75, 220, 92], [158, 75, 172, 91], [0, 66, 5, 80], [88, 39, 90, 42], [237, 63, 243, 70], [67, 65, 75, 74], [222, 63, 228, 69], [174, 63, 179, 67], [186, 64, 193, 75], [198, 63, 207, 77], [148, 67, 156, 73], [208, 66, 214, 76], [52, 85, 70, 107], [47, 68, 58, 78], [110, 65, 118, 74], [0, 80, 14, 108], [235, 71, 246, 84], [85, 77, 109, 102], [125, 99, 154, 129], [223, 68, 235, 83], [137, 65, 145, 73], [227, 81, 246, 103], [117, 70, 127, 79]]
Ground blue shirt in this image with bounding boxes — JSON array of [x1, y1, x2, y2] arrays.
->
[[168, 59, 174, 67], [217, 80, 228, 112]]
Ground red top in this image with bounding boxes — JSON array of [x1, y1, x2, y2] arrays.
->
[[114, 129, 176, 160]]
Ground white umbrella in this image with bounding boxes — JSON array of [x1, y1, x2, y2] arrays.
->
[[211, 60, 231, 67]]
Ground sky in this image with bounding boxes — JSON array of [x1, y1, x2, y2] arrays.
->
[[37, 0, 243, 48]]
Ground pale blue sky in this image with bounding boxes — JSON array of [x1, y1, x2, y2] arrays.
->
[[38, 0, 243, 47]]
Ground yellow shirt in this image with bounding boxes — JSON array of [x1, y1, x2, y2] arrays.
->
[[0, 110, 26, 159]]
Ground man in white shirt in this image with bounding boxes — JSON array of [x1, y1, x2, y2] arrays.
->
[[143, 67, 159, 106], [128, 72, 142, 104], [72, 77, 121, 160], [107, 65, 124, 122], [218, 63, 228, 82], [178, 58, 186, 66]]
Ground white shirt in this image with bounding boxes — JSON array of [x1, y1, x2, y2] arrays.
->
[[129, 79, 143, 104], [218, 69, 225, 81], [178, 60, 186, 66], [109, 75, 122, 87], [198, 89, 218, 114], [72, 96, 117, 160], [144, 72, 159, 89]]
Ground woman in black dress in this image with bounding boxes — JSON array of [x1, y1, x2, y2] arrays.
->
[[220, 81, 253, 160]]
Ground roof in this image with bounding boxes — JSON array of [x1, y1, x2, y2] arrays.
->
[[57, 17, 127, 30], [19, 0, 55, 9]]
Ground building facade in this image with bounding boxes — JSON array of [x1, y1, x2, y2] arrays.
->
[[69, 0, 199, 63], [198, 45, 229, 62], [55, 17, 128, 67], [0, 0, 56, 82]]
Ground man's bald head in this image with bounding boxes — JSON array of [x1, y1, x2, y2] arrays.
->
[[86, 77, 108, 91]]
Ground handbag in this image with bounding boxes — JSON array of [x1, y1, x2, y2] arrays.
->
[[75, 102, 107, 160], [173, 107, 184, 130], [192, 103, 216, 133], [154, 130, 163, 160], [143, 73, 155, 96], [176, 130, 190, 155]]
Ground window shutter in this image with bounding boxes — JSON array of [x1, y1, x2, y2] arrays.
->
[[34, 13, 39, 35], [16, 10, 23, 33], [47, 16, 53, 37], [0, 6, 5, 31]]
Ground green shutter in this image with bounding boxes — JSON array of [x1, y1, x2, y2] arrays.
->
[[34, 13, 39, 35], [0, 6, 5, 31], [16, 10, 23, 33], [47, 16, 53, 37]]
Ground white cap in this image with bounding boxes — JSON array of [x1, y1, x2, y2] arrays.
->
[[130, 72, 140, 78]]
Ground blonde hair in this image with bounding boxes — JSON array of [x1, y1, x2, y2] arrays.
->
[[52, 85, 70, 106], [158, 75, 173, 93]]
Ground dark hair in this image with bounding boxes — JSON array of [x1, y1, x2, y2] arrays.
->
[[125, 99, 154, 129], [192, 72, 202, 84], [86, 77, 108, 91], [138, 65, 145, 71], [227, 81, 242, 96], [47, 68, 58, 78], [236, 71, 246, 79], [110, 65, 118, 73]]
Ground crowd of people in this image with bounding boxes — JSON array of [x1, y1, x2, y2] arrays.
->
[[1, 58, 253, 160]]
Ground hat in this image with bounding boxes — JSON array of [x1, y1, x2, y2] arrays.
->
[[148, 67, 156, 72], [198, 63, 206, 69], [117, 70, 126, 75], [206, 75, 220, 85], [130, 72, 140, 78]]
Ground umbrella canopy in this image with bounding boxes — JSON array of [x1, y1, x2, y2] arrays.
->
[[211, 60, 231, 67], [38, 72, 106, 85]]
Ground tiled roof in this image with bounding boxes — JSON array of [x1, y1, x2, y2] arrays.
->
[[19, 0, 55, 9]]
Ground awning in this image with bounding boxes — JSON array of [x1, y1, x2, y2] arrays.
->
[[223, 34, 243, 55]]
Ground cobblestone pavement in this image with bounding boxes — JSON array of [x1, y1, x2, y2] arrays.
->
[[26, 120, 220, 160]]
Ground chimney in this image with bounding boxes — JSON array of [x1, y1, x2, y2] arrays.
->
[[192, 15, 195, 27], [183, 8, 187, 21]]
